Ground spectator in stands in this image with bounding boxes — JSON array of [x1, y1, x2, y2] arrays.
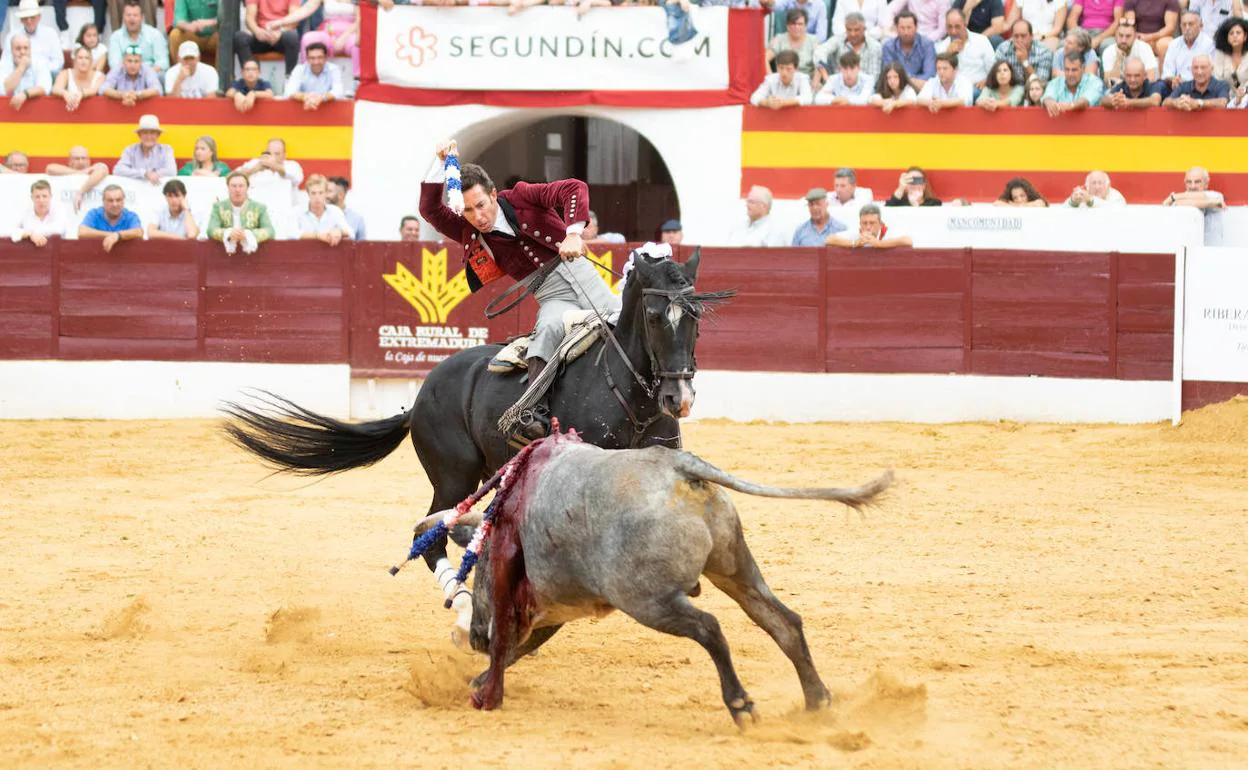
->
[[101, 45, 163, 104], [1163, 53, 1230, 107], [887, 167, 942, 206], [166, 41, 220, 98], [768, 9, 818, 77], [792, 187, 847, 246], [830, 167, 873, 215], [1, 34, 52, 109], [750, 49, 814, 108], [147, 179, 201, 240], [995, 177, 1049, 206], [825, 204, 914, 248], [238, 138, 304, 206], [978, 58, 1025, 106], [585, 211, 625, 243], [291, 0, 362, 79], [1008, 0, 1067, 51], [883, 11, 937, 91], [208, 173, 275, 254], [775, 0, 830, 43], [1124, 0, 1178, 60], [236, 0, 303, 75], [995, 18, 1055, 82], [872, 61, 920, 110], [115, 115, 176, 184], [1212, 17, 1248, 101], [659, 219, 684, 245], [76, 25, 108, 73], [1, 151, 31, 173], [45, 146, 110, 210], [226, 60, 275, 112], [1069, 0, 1125, 54], [1063, 26, 1102, 77], [727, 185, 788, 247], [1023, 73, 1047, 103], [399, 215, 421, 242], [815, 51, 874, 103], [108, 0, 170, 75], [11, 180, 66, 246], [169, 0, 220, 68], [1043, 51, 1105, 114], [3, 0, 63, 76], [890, 0, 954, 42], [950, 0, 1006, 42], [1102, 56, 1166, 106], [938, 8, 996, 89], [179, 136, 232, 177], [285, 42, 345, 108], [79, 184, 144, 253], [1161, 10, 1214, 88], [1064, 170, 1127, 206], [815, 12, 883, 86], [108, 0, 160, 29], [53, 1, 105, 53], [1190, 0, 1243, 39], [298, 174, 352, 246], [1163, 166, 1224, 245], [1103, 19, 1160, 86], [327, 177, 366, 240], [918, 51, 975, 109], [832, 0, 891, 41], [52, 47, 105, 111]]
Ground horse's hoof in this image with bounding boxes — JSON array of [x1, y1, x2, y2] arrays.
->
[[729, 697, 757, 729]]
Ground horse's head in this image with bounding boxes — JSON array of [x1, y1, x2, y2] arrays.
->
[[620, 248, 734, 420]]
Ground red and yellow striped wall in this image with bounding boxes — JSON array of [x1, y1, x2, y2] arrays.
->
[[1, 99, 352, 180], [742, 107, 1248, 205]]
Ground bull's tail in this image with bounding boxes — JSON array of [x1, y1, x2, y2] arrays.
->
[[675, 453, 893, 511], [221, 391, 412, 477]]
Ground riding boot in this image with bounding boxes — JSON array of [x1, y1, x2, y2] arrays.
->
[[509, 357, 551, 449]]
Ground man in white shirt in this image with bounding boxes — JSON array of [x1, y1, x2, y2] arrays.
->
[[1163, 166, 1225, 246], [148, 179, 201, 240], [165, 41, 219, 98], [727, 185, 789, 247], [814, 51, 873, 104], [828, 167, 874, 223], [0, 34, 52, 106], [298, 174, 352, 246], [1162, 11, 1215, 89], [936, 8, 995, 89], [917, 51, 974, 110], [749, 49, 814, 108], [1064, 170, 1128, 207], [238, 138, 304, 206], [2, 0, 63, 76], [1187, 0, 1242, 40], [12, 179, 66, 246], [1102, 21, 1159, 86]]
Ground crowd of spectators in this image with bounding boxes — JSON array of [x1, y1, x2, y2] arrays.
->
[[753, 3, 1248, 110]]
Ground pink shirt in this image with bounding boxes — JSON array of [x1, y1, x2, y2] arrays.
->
[[889, 0, 951, 42], [1077, 0, 1124, 30], [247, 0, 300, 28]]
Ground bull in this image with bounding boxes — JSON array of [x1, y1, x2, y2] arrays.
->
[[411, 429, 892, 725]]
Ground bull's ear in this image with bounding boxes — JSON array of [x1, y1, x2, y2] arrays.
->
[[683, 247, 701, 283]]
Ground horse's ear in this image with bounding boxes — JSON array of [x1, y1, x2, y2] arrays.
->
[[682, 247, 701, 283]]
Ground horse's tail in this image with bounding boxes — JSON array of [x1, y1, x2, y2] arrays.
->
[[221, 392, 412, 477], [675, 452, 893, 512]]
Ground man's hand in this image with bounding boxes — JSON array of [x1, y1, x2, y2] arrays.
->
[[1045, 100, 1064, 117], [1070, 186, 1087, 206], [558, 232, 584, 261], [858, 230, 881, 247], [379, 0, 395, 9], [320, 230, 343, 247], [122, 91, 138, 106], [102, 233, 120, 253], [1109, 91, 1126, 109], [435, 139, 458, 162], [30, 233, 48, 247], [145, 170, 161, 185], [229, 227, 246, 244], [303, 93, 322, 111], [927, 99, 941, 113], [10, 91, 27, 110]]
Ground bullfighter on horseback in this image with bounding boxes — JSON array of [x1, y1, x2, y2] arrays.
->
[[418, 140, 622, 447]]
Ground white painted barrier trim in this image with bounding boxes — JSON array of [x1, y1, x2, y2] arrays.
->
[[1171, 248, 1187, 426]]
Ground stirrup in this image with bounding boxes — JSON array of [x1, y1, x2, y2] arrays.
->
[[507, 405, 550, 450]]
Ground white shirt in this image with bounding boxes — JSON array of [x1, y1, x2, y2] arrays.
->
[[750, 72, 814, 106], [1063, 187, 1127, 207], [2, 23, 63, 74], [1162, 34, 1216, 81], [0, 54, 52, 96], [1102, 40, 1159, 81], [918, 75, 974, 105], [814, 72, 873, 104], [239, 157, 305, 205], [1189, 0, 1237, 38], [1019, 0, 1066, 36], [727, 215, 789, 247], [831, 0, 891, 40], [299, 203, 352, 236], [936, 33, 996, 85], [12, 204, 67, 240], [283, 62, 345, 99], [164, 62, 219, 98]]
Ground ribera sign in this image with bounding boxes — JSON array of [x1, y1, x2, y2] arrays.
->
[[375, 6, 729, 91]]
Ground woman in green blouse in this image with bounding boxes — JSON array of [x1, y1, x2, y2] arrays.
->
[[178, 136, 231, 177], [977, 60, 1025, 110]]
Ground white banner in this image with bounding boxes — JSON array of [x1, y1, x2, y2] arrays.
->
[[1180, 247, 1248, 383], [374, 7, 729, 92]]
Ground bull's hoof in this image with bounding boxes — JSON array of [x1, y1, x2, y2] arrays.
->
[[471, 688, 502, 711], [805, 686, 833, 711], [729, 696, 758, 729]]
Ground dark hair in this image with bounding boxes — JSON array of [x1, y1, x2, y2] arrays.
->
[[936, 51, 959, 69], [305, 42, 329, 57], [226, 171, 249, 187], [329, 175, 350, 191], [460, 162, 496, 194], [75, 23, 99, 48], [1214, 17, 1248, 54], [875, 61, 910, 98], [30, 179, 51, 194], [400, 215, 419, 230], [123, 0, 142, 8], [1063, 50, 1085, 68], [903, 165, 937, 202], [989, 58, 1021, 88], [838, 51, 861, 69], [1012, 18, 1033, 36], [774, 49, 800, 68], [998, 177, 1046, 204], [894, 10, 917, 26], [162, 179, 187, 196], [785, 8, 807, 26]]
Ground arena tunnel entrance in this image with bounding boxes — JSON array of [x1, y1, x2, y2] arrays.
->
[[455, 116, 680, 243]]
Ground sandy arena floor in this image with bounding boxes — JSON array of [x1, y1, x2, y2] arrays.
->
[[2, 401, 1248, 769]]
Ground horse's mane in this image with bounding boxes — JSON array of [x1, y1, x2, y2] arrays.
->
[[631, 254, 736, 316]]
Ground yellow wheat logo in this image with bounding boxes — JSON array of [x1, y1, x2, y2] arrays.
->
[[586, 248, 623, 295], [383, 248, 472, 323]]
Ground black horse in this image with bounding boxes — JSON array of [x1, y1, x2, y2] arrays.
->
[[224, 250, 732, 573]]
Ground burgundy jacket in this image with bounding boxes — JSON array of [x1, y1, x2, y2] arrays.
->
[[418, 179, 590, 292]]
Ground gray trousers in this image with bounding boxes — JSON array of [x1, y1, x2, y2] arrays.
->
[[527, 257, 621, 362]]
